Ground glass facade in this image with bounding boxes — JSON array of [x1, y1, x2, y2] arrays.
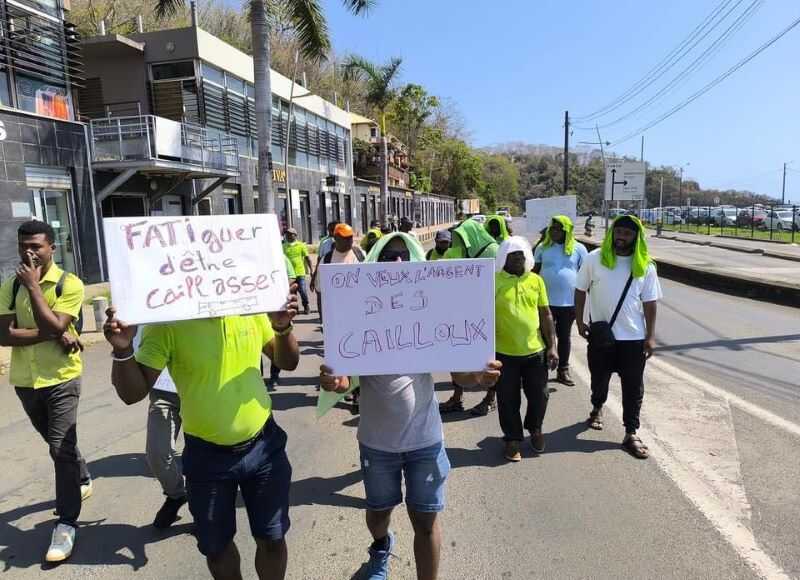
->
[[0, 0, 76, 120]]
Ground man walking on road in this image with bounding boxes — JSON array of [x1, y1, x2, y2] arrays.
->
[[0, 220, 92, 562], [311, 223, 365, 322], [133, 330, 187, 529], [575, 215, 662, 460], [320, 232, 501, 580], [104, 291, 300, 579], [312, 221, 339, 319], [425, 230, 451, 261], [439, 219, 500, 416], [495, 237, 558, 461], [283, 228, 313, 315], [484, 214, 510, 244], [534, 216, 588, 386]]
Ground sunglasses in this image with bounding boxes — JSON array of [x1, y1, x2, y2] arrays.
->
[[378, 249, 410, 262]]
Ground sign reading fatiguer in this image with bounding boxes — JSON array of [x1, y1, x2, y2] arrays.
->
[[103, 215, 289, 324], [320, 259, 495, 376]]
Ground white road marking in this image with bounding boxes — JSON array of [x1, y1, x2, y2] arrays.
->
[[571, 353, 792, 580]]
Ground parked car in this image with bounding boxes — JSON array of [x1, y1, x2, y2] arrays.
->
[[762, 209, 799, 231], [710, 207, 738, 227], [736, 209, 767, 228]]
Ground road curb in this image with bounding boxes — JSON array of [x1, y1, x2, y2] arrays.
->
[[577, 236, 800, 309]]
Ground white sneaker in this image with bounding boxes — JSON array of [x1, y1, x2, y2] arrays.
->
[[80, 479, 93, 501], [45, 523, 75, 562]]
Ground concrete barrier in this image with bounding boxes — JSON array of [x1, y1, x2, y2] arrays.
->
[[577, 235, 800, 309]]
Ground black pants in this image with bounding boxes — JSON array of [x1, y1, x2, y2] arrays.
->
[[587, 339, 646, 433], [550, 306, 576, 370], [15, 379, 91, 527], [495, 352, 549, 441]]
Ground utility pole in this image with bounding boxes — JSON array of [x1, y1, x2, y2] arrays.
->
[[640, 136, 645, 162], [782, 162, 787, 204], [563, 110, 569, 195]]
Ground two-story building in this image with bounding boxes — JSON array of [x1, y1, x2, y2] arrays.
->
[[0, 0, 104, 282], [80, 20, 369, 243]]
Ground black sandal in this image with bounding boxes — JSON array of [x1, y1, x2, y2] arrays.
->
[[588, 409, 604, 430], [622, 434, 649, 459]]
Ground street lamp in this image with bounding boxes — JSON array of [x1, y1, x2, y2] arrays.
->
[[677, 162, 691, 222]]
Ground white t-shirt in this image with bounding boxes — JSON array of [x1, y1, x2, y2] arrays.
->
[[133, 328, 177, 394], [575, 249, 662, 341], [357, 373, 443, 453]]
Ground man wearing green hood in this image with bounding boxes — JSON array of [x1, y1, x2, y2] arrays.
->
[[575, 215, 662, 460], [320, 232, 501, 580], [484, 215, 510, 244], [533, 216, 588, 386], [438, 220, 500, 417]]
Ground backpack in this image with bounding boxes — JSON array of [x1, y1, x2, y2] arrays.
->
[[323, 246, 365, 264], [10, 271, 84, 334]]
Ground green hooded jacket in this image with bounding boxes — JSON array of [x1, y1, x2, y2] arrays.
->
[[484, 215, 510, 243], [365, 232, 427, 263], [600, 215, 653, 278], [444, 219, 499, 259], [541, 215, 576, 255]]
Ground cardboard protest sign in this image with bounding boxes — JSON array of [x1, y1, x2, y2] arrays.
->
[[320, 259, 495, 376], [526, 195, 577, 235], [103, 214, 289, 324]]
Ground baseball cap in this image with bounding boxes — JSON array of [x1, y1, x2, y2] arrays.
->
[[333, 223, 354, 237], [285, 227, 298, 235], [435, 230, 452, 242]]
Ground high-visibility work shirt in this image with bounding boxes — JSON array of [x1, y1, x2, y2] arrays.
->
[[0, 264, 84, 388], [495, 271, 549, 356], [283, 241, 309, 277], [136, 315, 275, 446]]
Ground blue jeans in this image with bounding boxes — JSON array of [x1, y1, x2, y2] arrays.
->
[[295, 276, 309, 309], [359, 442, 450, 513], [182, 418, 292, 557]]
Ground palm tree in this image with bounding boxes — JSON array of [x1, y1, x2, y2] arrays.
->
[[154, 0, 374, 214], [342, 56, 402, 223]]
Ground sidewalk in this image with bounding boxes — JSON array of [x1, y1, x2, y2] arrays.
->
[[656, 230, 800, 262]]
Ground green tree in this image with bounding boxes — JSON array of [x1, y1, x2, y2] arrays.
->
[[342, 56, 403, 221], [386, 84, 439, 163], [480, 153, 520, 211], [153, 0, 374, 214]]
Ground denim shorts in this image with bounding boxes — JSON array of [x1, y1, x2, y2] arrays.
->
[[182, 418, 292, 557], [359, 441, 450, 513]]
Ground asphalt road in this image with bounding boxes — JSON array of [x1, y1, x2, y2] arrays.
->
[[0, 220, 798, 579]]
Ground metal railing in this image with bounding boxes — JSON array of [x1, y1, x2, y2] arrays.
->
[[640, 204, 799, 244], [89, 115, 239, 174]]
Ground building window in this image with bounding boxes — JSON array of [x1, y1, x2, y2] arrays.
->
[[15, 75, 69, 119], [15, 0, 60, 18], [370, 127, 377, 138], [197, 198, 212, 215], [151, 61, 195, 80], [28, 186, 77, 274], [0, 69, 10, 106], [201, 63, 225, 87], [222, 185, 241, 214]]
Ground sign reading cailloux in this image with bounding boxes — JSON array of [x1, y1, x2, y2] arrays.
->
[[103, 215, 289, 324], [320, 259, 495, 376]]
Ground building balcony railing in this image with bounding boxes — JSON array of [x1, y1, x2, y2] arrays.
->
[[89, 115, 239, 175]]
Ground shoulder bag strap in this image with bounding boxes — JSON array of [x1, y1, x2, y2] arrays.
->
[[608, 274, 634, 328]]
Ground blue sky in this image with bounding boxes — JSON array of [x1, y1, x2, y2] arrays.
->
[[321, 0, 800, 202]]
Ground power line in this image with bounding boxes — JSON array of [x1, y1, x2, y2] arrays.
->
[[590, 0, 763, 131], [574, 0, 738, 122], [609, 13, 800, 147]]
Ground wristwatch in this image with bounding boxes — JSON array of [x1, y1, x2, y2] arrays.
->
[[272, 323, 294, 337]]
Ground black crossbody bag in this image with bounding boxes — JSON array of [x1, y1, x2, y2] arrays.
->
[[589, 274, 633, 350]]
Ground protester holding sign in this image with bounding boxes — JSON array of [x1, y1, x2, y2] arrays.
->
[[575, 215, 662, 460], [0, 221, 92, 563], [533, 216, 588, 387], [320, 232, 502, 580], [104, 294, 300, 579], [440, 219, 500, 416], [283, 228, 312, 315], [311, 221, 339, 320], [495, 237, 559, 461]]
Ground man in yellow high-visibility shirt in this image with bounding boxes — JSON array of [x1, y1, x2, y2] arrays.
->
[[283, 228, 313, 315], [104, 287, 300, 579], [0, 220, 91, 563]]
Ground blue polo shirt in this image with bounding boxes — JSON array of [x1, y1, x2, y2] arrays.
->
[[533, 242, 588, 307]]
